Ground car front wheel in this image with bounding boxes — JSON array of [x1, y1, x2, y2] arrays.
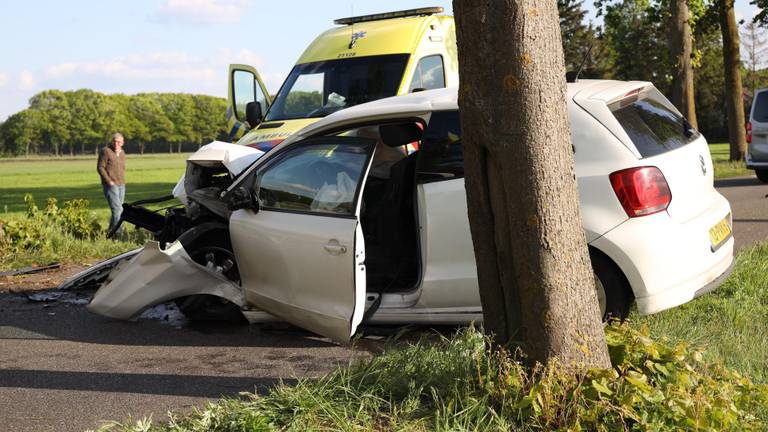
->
[[590, 250, 634, 321], [174, 225, 246, 323], [756, 169, 768, 183]]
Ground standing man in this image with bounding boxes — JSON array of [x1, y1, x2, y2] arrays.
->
[[97, 132, 126, 235]]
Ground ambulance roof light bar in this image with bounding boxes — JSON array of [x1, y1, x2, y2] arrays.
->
[[334, 7, 444, 26]]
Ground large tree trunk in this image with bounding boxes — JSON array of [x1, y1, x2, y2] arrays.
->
[[720, 0, 747, 161], [453, 0, 610, 369], [669, 0, 698, 128]]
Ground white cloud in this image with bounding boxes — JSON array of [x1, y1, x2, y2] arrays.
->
[[0, 73, 7, 88], [42, 49, 283, 97], [19, 70, 35, 90], [154, 0, 250, 25]]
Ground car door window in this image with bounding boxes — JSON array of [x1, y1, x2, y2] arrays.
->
[[255, 141, 375, 216], [417, 110, 463, 182], [409, 55, 445, 92]]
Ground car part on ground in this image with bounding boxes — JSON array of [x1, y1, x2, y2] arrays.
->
[[87, 241, 246, 320], [0, 263, 60, 277], [58, 249, 141, 291]]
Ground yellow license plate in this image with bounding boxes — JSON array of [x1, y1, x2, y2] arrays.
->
[[709, 216, 732, 251]]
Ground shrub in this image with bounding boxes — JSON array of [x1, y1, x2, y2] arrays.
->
[[0, 194, 141, 269]]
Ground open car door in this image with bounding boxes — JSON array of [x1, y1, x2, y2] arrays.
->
[[227, 64, 272, 141], [229, 136, 376, 343]]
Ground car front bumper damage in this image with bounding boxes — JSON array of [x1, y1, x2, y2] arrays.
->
[[87, 240, 245, 320]]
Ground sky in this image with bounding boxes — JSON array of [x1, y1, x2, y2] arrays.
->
[[0, 0, 761, 121]]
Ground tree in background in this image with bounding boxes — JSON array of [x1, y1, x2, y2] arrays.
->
[[558, 0, 609, 77], [669, 0, 698, 127], [160, 94, 196, 153], [29, 90, 72, 157], [693, 21, 728, 141], [0, 110, 41, 157], [751, 0, 768, 28], [66, 89, 106, 154], [453, 0, 610, 368], [598, 0, 671, 91], [741, 20, 768, 93], [0, 91, 228, 156], [719, 0, 747, 160], [193, 95, 228, 149]]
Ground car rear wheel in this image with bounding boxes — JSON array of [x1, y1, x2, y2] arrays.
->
[[174, 226, 247, 323], [756, 169, 768, 183], [590, 250, 634, 321]]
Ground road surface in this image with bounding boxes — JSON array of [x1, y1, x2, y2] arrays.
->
[[714, 175, 768, 252]]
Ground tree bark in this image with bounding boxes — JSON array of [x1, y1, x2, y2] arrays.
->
[[720, 0, 747, 161], [453, 0, 610, 370], [669, 0, 698, 128]]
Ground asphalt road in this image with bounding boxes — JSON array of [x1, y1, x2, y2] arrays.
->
[[714, 175, 768, 251], [0, 294, 366, 432], [1, 175, 766, 432]]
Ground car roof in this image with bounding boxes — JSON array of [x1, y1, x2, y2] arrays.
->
[[281, 79, 649, 146]]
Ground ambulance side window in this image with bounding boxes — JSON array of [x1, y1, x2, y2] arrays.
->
[[409, 55, 445, 92]]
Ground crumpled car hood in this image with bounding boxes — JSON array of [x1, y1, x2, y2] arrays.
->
[[187, 141, 264, 176]]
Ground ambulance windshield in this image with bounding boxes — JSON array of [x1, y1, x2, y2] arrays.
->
[[264, 54, 409, 122]]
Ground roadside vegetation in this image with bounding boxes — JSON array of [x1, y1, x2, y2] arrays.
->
[[0, 154, 185, 270], [95, 242, 768, 431], [710, 143, 751, 179], [0, 194, 143, 270]]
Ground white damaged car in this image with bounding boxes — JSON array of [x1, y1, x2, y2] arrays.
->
[[66, 82, 735, 344]]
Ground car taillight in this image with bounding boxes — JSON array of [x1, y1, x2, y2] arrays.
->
[[609, 167, 672, 217], [747, 121, 752, 144]]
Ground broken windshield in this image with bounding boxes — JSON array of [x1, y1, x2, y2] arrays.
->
[[264, 54, 409, 122]]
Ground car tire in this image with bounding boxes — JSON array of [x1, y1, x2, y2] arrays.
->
[[590, 250, 634, 321], [756, 169, 768, 183], [174, 226, 247, 324]]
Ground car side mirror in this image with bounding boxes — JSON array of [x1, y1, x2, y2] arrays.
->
[[245, 101, 263, 127], [227, 187, 260, 213]]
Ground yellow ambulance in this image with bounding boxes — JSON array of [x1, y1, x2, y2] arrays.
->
[[227, 7, 457, 150]]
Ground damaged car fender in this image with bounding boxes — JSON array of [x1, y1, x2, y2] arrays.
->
[[87, 240, 246, 320]]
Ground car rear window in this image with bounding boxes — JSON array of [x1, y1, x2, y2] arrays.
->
[[610, 96, 699, 158], [752, 91, 768, 122]]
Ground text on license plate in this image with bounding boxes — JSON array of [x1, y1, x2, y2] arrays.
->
[[708, 216, 731, 251]]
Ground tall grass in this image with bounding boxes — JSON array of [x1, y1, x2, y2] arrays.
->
[[632, 242, 768, 383], [95, 324, 767, 432], [0, 196, 144, 270]]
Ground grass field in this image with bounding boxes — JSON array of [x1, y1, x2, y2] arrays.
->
[[709, 142, 752, 178], [0, 143, 750, 219], [0, 153, 189, 220]]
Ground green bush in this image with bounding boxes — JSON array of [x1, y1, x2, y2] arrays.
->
[[96, 324, 768, 432], [0, 194, 142, 269]]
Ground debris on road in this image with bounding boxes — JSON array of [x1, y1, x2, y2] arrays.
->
[[139, 302, 188, 328], [0, 263, 61, 277], [27, 291, 92, 305]]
